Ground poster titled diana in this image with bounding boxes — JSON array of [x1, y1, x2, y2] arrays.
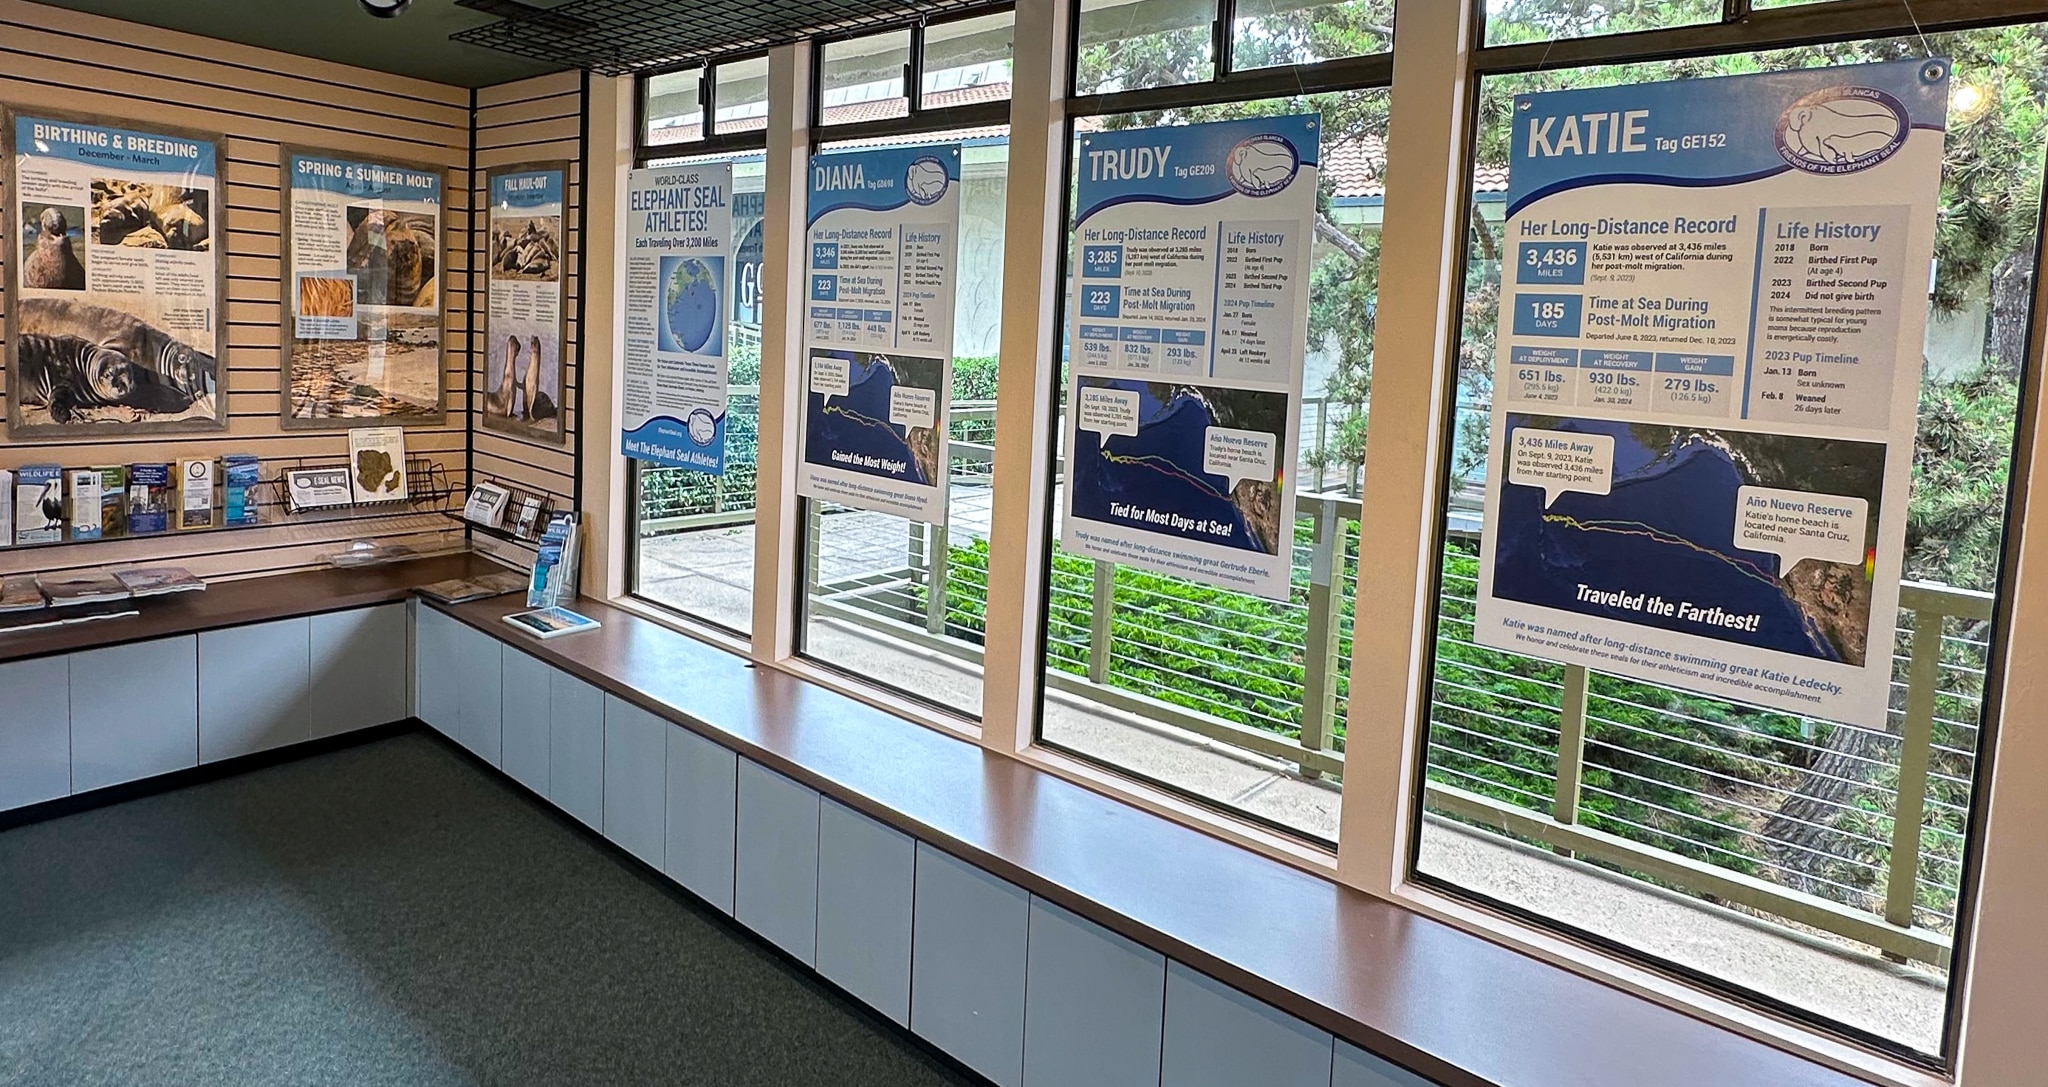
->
[[5, 111, 224, 436], [622, 163, 733, 471], [483, 164, 567, 444], [1060, 115, 1318, 601], [1473, 60, 1949, 728], [797, 144, 961, 524], [281, 150, 444, 426]]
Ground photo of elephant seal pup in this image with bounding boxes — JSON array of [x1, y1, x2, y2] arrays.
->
[[22, 207, 86, 290], [17, 297, 218, 404], [94, 194, 157, 245], [15, 332, 194, 424]]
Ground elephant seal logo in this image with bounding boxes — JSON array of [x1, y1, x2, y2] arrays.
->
[[905, 155, 950, 205], [1776, 85, 1910, 175], [686, 407, 718, 446], [1225, 134, 1300, 197]]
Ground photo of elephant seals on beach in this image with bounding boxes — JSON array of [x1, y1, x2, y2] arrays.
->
[[9, 298, 218, 427], [491, 217, 560, 282], [20, 203, 87, 290], [90, 180, 210, 251]]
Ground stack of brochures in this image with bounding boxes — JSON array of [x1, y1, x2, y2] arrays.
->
[[0, 575, 47, 613], [114, 567, 207, 598]]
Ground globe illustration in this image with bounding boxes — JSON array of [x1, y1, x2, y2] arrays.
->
[[666, 258, 719, 352]]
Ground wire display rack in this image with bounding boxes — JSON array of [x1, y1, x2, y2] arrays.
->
[[452, 0, 1008, 74]]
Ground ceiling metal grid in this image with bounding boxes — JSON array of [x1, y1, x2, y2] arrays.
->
[[451, 0, 1004, 74]]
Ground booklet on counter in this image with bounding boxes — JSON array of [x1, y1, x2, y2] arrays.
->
[[416, 570, 528, 605], [503, 606, 601, 640], [36, 570, 131, 607]]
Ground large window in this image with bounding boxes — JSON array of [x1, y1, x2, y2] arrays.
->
[[631, 56, 772, 636], [1411, 9, 2045, 1062], [1038, 1, 1394, 841], [792, 22, 1016, 718]]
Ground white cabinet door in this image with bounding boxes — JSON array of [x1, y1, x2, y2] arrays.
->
[[413, 604, 461, 737], [71, 636, 199, 793], [500, 649, 552, 795], [309, 604, 408, 738], [549, 670, 605, 829], [0, 655, 70, 810], [199, 617, 312, 763], [450, 619, 503, 765], [602, 695, 667, 866]]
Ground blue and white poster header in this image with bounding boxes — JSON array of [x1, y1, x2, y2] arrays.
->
[[492, 169, 563, 210], [808, 144, 960, 221], [1076, 114, 1320, 225], [15, 115, 214, 175], [289, 153, 439, 203], [1507, 58, 1947, 211]]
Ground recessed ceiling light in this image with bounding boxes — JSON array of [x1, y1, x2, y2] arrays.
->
[[360, 0, 411, 17]]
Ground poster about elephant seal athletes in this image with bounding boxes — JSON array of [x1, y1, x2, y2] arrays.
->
[[5, 110, 225, 437], [280, 148, 446, 426], [482, 163, 567, 444]]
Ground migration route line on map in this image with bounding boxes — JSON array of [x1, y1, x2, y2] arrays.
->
[[1097, 446, 1233, 501], [1539, 513, 1780, 587], [820, 402, 906, 435]]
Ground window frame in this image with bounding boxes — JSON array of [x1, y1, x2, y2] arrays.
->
[[625, 55, 774, 639], [1395, 0, 2048, 1070], [635, 51, 776, 161], [810, 5, 1019, 140], [786, 13, 1023, 721], [1025, 7, 1397, 844]]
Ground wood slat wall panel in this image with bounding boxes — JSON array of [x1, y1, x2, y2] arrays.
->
[[0, 0, 468, 106], [0, 0, 471, 581], [469, 74, 583, 523]]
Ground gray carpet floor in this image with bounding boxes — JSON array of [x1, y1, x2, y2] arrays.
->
[[0, 732, 978, 1087]]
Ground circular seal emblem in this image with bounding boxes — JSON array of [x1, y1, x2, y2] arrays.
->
[[1775, 85, 1910, 175], [904, 155, 950, 205], [1225, 134, 1300, 197], [686, 407, 718, 447]]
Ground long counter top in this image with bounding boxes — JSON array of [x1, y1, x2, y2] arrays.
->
[[426, 591, 1877, 1087], [0, 552, 492, 666]]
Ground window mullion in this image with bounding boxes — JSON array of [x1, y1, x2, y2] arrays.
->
[[1332, 0, 1476, 895], [979, 0, 1072, 754], [751, 41, 816, 662]]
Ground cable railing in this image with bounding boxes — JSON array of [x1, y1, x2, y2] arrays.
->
[[645, 397, 1990, 970]]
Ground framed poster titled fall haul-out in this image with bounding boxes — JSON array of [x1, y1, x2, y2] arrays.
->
[[481, 161, 568, 445]]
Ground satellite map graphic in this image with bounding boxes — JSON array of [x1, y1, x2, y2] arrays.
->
[[660, 256, 722, 354], [804, 350, 942, 485], [1490, 414, 1884, 665], [1069, 377, 1287, 556]]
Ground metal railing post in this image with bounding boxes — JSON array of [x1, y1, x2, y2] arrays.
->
[[1553, 664, 1591, 825], [925, 523, 949, 634], [1885, 606, 1946, 934], [1088, 560, 1114, 684], [1300, 498, 1343, 780]]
